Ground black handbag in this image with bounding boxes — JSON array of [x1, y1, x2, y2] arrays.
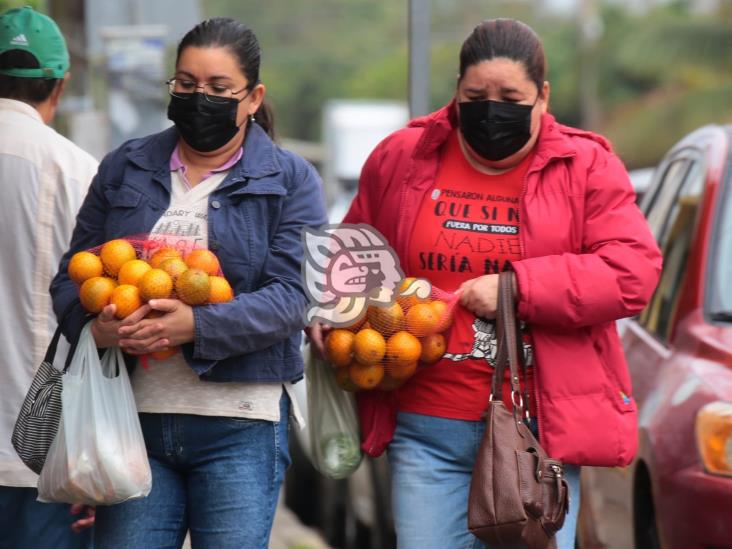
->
[[12, 300, 83, 474]]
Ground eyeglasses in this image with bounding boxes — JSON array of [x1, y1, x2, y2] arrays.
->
[[166, 78, 250, 104]]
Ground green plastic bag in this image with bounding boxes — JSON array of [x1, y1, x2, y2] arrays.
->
[[305, 344, 363, 479]]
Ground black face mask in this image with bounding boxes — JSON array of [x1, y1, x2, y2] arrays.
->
[[458, 99, 535, 161], [167, 92, 243, 152]]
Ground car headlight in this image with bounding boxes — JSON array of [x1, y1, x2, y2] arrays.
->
[[696, 401, 732, 477]]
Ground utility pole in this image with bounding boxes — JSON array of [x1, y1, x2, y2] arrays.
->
[[48, 0, 88, 98], [578, 0, 602, 130], [408, 0, 431, 119]]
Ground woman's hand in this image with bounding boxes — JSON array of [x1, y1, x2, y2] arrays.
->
[[458, 274, 500, 319], [117, 299, 194, 355], [70, 504, 95, 532], [305, 322, 332, 358], [91, 303, 151, 348]]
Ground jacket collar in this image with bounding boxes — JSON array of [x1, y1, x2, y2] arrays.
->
[[0, 98, 44, 124], [412, 100, 579, 170], [125, 122, 281, 183]]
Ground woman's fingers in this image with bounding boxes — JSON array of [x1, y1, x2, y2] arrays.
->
[[119, 335, 169, 352], [308, 322, 330, 358], [97, 304, 117, 323], [119, 304, 153, 328], [118, 319, 163, 339]]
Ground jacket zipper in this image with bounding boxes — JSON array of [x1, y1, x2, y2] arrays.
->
[[520, 162, 544, 441]]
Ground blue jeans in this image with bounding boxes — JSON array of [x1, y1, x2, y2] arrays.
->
[[0, 486, 93, 549], [94, 394, 290, 549], [388, 412, 580, 549]]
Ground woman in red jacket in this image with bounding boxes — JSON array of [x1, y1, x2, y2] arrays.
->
[[311, 18, 661, 549]]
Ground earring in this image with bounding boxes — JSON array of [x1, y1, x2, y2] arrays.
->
[[249, 114, 256, 123]]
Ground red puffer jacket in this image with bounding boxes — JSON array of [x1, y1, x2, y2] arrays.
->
[[342, 101, 662, 467]]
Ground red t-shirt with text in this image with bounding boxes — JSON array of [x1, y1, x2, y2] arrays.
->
[[398, 130, 535, 420]]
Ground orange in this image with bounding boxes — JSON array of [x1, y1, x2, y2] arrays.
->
[[353, 328, 386, 366], [175, 268, 210, 305], [367, 302, 404, 337], [100, 239, 137, 277], [111, 284, 143, 319], [376, 373, 406, 391], [385, 331, 422, 366], [397, 277, 428, 310], [335, 366, 360, 392], [117, 259, 152, 286], [208, 276, 234, 303], [185, 249, 220, 275], [420, 333, 446, 364], [138, 269, 173, 301], [150, 347, 179, 361], [149, 247, 181, 268], [386, 360, 418, 381], [160, 258, 189, 281], [430, 300, 453, 332], [68, 251, 103, 284], [325, 329, 355, 367], [349, 362, 385, 390], [79, 276, 117, 313], [405, 302, 439, 337]]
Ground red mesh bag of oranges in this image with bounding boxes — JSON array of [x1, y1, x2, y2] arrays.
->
[[323, 277, 457, 392], [66, 236, 235, 362]]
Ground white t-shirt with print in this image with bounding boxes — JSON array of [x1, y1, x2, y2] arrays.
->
[[131, 168, 302, 424]]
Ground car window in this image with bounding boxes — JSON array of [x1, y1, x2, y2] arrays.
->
[[643, 159, 690, 240], [640, 158, 705, 342], [708, 155, 732, 316]]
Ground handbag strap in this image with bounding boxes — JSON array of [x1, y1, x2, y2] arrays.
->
[[491, 271, 528, 418], [42, 298, 84, 372]]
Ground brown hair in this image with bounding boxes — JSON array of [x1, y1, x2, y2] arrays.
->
[[459, 19, 546, 94], [177, 17, 274, 138]]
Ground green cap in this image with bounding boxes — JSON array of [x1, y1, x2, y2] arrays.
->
[[0, 6, 69, 78]]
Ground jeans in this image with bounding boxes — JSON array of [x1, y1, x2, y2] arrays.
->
[[0, 486, 93, 549], [388, 412, 580, 549], [94, 394, 290, 549]]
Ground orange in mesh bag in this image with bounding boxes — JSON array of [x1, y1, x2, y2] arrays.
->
[[324, 277, 457, 392], [67, 235, 235, 365]]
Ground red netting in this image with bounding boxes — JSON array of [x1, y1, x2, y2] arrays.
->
[[67, 235, 232, 313], [323, 277, 458, 392], [66, 235, 236, 366]]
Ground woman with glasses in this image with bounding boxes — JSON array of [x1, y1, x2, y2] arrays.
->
[[50, 17, 327, 549]]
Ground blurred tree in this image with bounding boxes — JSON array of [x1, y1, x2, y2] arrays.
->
[[0, 0, 43, 12], [202, 0, 732, 169], [599, 5, 732, 167]]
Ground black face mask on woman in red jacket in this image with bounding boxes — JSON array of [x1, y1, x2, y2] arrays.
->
[[458, 99, 534, 161]]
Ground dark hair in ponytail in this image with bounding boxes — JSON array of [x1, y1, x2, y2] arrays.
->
[[459, 18, 546, 94], [177, 17, 274, 138]]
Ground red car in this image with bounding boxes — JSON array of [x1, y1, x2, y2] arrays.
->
[[578, 125, 732, 548]]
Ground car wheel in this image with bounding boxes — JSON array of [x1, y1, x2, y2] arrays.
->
[[633, 464, 661, 549]]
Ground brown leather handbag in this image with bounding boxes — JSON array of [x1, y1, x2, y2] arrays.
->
[[467, 271, 569, 548]]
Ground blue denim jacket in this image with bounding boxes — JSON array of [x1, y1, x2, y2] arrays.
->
[[50, 123, 327, 382]]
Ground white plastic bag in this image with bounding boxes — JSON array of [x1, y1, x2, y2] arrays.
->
[[306, 344, 363, 479], [37, 323, 152, 505]]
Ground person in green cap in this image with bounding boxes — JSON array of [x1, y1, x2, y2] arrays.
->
[[0, 6, 97, 548]]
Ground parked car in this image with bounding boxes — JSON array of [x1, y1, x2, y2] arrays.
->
[[578, 124, 732, 548], [629, 166, 655, 203]]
